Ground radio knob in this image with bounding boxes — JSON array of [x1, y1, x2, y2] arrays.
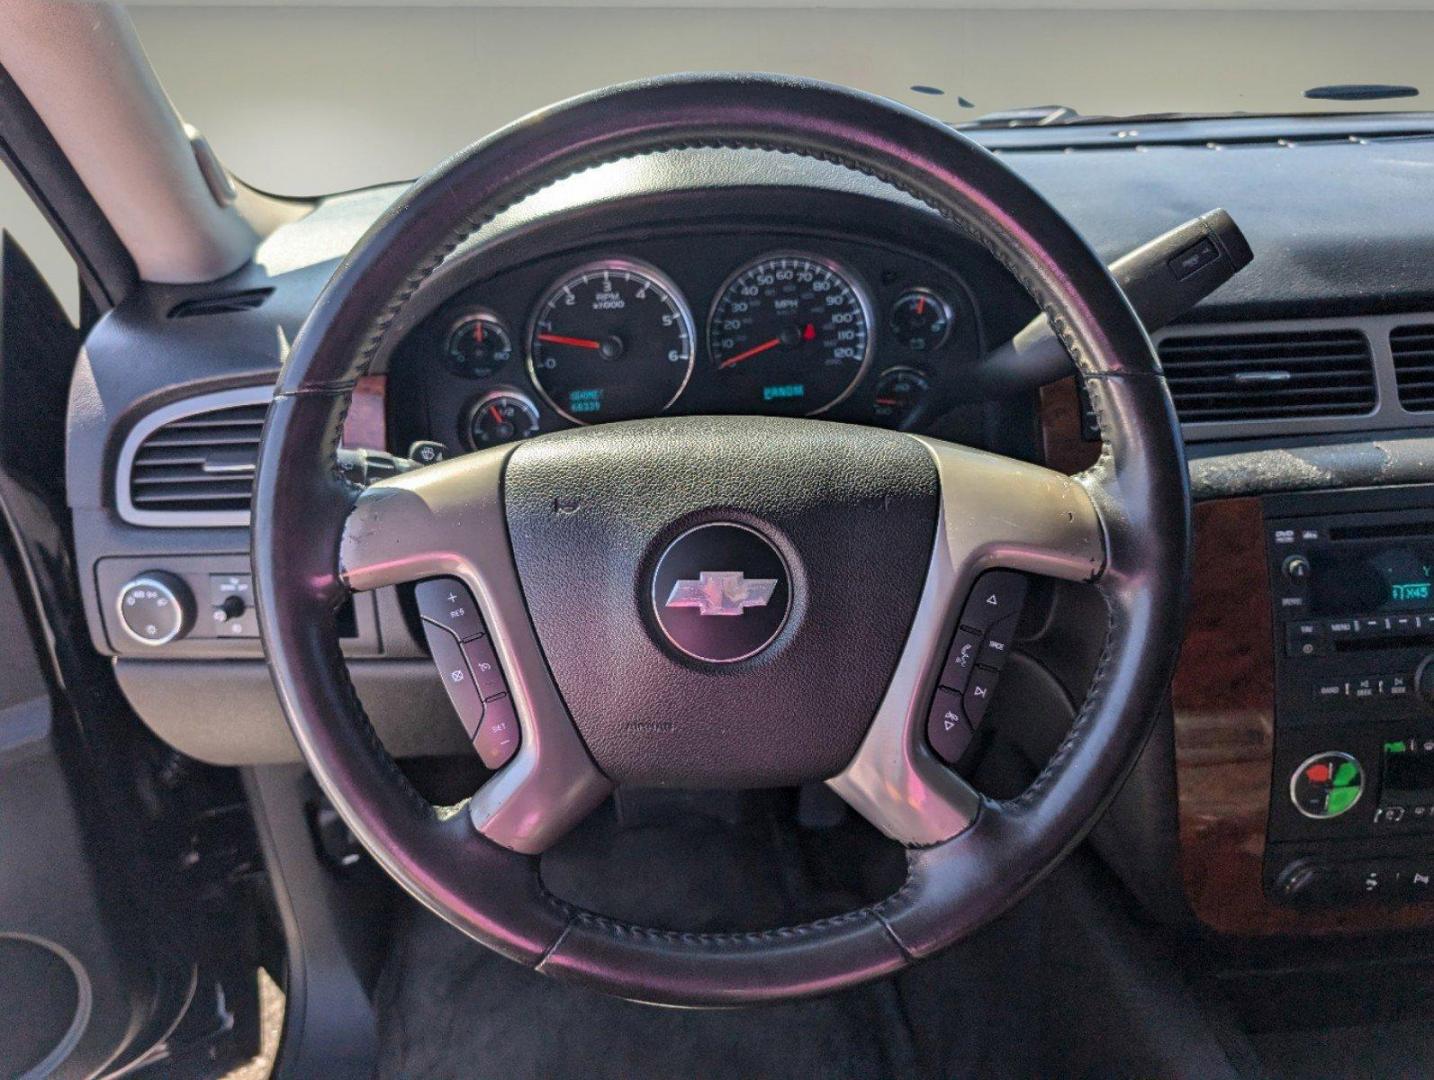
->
[[1282, 554, 1312, 583], [116, 572, 194, 646], [1417, 655, 1434, 709], [1273, 858, 1335, 902]]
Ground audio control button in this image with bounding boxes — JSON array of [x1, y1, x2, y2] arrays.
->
[[959, 571, 1027, 633], [1282, 555, 1311, 583], [1285, 621, 1326, 658]]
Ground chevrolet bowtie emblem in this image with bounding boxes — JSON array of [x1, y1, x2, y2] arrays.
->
[[665, 571, 778, 617]]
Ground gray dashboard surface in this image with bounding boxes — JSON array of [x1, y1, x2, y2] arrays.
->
[[64, 115, 1434, 766], [1002, 136, 1434, 320]]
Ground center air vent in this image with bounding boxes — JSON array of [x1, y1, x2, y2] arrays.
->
[[1156, 328, 1375, 424], [118, 386, 273, 527], [1390, 324, 1434, 412]]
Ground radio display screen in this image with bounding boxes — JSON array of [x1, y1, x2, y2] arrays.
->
[[1382, 740, 1434, 808], [1308, 544, 1434, 615]]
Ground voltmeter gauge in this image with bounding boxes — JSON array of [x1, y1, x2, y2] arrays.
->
[[469, 391, 540, 448], [889, 288, 953, 352], [446, 312, 514, 379]]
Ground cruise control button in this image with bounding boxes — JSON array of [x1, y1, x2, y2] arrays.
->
[[939, 628, 982, 692], [978, 614, 1018, 669], [474, 693, 521, 769], [964, 665, 1001, 728], [927, 688, 972, 764], [422, 623, 485, 737], [416, 577, 486, 641], [460, 635, 508, 700], [960, 571, 1027, 633]]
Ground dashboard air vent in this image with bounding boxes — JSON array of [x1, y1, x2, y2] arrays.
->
[[167, 288, 272, 318], [119, 386, 273, 527], [1156, 328, 1375, 424], [1391, 324, 1434, 412]]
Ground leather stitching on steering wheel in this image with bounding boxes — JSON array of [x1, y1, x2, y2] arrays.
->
[[261, 81, 1186, 1000]]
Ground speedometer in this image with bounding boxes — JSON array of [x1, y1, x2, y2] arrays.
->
[[528, 259, 695, 424], [707, 253, 873, 415]]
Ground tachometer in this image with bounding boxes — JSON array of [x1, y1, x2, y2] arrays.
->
[[707, 253, 873, 415], [527, 259, 695, 424]]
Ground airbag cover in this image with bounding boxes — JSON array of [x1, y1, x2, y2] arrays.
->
[[503, 416, 937, 787]]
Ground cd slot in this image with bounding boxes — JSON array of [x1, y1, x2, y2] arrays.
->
[[1334, 634, 1434, 653], [1328, 521, 1434, 543]]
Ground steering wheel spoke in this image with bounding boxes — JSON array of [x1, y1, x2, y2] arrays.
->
[[340, 450, 611, 854], [829, 438, 1106, 845]]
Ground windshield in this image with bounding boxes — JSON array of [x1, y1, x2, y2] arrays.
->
[[121, 3, 1434, 197]]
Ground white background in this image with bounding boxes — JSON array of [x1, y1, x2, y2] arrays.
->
[[6, 2, 1434, 316]]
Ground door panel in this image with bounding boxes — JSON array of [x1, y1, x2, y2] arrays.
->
[[0, 233, 263, 1078]]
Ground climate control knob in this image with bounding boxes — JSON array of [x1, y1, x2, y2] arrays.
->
[[116, 572, 194, 646]]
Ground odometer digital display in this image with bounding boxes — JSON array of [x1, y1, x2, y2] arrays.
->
[[707, 253, 873, 415]]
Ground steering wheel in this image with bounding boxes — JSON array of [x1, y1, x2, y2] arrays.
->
[[252, 74, 1190, 1006]]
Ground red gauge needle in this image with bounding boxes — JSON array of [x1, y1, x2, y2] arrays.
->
[[537, 333, 602, 350], [915, 296, 926, 316], [719, 336, 782, 369], [489, 405, 504, 425]]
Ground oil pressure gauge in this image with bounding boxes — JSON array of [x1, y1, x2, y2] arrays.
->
[[446, 311, 514, 379], [469, 391, 540, 448]]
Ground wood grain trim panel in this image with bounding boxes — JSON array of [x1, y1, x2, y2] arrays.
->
[[342, 374, 387, 452], [1037, 376, 1100, 475], [1173, 498, 1434, 935]]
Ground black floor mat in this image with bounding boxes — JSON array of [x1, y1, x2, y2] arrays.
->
[[373, 796, 1055, 1080], [376, 915, 917, 1079], [374, 797, 909, 1078], [372, 794, 1250, 1080]]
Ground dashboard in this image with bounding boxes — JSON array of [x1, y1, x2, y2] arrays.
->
[[390, 230, 985, 456], [62, 116, 1434, 945]]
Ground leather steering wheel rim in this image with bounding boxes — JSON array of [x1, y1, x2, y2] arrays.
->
[[252, 73, 1191, 1006]]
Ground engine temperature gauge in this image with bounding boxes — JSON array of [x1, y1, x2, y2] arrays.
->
[[469, 391, 540, 448], [872, 366, 931, 428], [889, 288, 953, 352]]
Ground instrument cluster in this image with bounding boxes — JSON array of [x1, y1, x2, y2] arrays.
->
[[393, 231, 983, 453]]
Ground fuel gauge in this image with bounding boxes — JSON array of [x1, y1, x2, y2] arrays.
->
[[469, 391, 540, 448], [872, 367, 931, 428]]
